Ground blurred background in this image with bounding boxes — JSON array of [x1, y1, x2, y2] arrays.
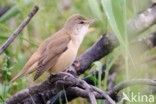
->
[[0, 0, 155, 104]]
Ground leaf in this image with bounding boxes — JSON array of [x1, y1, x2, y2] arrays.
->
[[88, 0, 103, 21], [101, 0, 125, 46]]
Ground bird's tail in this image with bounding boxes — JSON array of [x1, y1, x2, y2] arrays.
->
[[10, 70, 26, 82], [10, 62, 37, 82]]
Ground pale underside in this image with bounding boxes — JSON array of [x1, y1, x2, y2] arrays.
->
[[50, 41, 77, 73], [11, 23, 88, 81]]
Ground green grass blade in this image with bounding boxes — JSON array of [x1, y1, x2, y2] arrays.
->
[[101, 0, 125, 46]]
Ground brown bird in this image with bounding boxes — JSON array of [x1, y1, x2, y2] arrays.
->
[[11, 14, 94, 82]]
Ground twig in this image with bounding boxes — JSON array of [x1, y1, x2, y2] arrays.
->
[[128, 5, 156, 39], [88, 92, 97, 104], [79, 80, 97, 104], [0, 6, 10, 16], [0, 5, 39, 54], [108, 79, 156, 97], [6, 73, 83, 104], [6, 4, 156, 104], [79, 80, 115, 104], [91, 86, 115, 104], [105, 65, 118, 104]]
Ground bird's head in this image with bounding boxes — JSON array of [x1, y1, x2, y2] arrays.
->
[[64, 14, 94, 36]]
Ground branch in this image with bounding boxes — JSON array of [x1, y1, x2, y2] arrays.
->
[[0, 6, 10, 16], [140, 32, 156, 48], [128, 5, 156, 39], [7, 75, 156, 104], [6, 73, 115, 104], [0, 5, 39, 54], [6, 4, 156, 104], [76, 4, 156, 74], [52, 79, 156, 102], [108, 79, 156, 98]]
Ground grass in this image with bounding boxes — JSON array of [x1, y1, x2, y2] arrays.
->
[[0, 0, 155, 104]]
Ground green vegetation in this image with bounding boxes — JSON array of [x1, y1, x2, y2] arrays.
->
[[0, 0, 155, 104]]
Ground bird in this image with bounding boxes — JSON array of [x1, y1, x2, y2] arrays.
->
[[11, 14, 94, 82]]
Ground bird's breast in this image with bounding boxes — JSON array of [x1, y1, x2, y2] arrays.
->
[[50, 40, 78, 73]]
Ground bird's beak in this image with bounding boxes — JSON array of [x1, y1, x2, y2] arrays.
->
[[84, 18, 95, 25]]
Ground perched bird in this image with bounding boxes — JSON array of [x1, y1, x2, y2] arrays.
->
[[11, 14, 94, 81]]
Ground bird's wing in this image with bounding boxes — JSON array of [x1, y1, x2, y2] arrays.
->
[[34, 34, 71, 80]]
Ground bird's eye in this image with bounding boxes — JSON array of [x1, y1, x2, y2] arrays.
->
[[79, 21, 84, 24]]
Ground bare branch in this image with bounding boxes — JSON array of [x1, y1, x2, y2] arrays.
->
[[0, 6, 10, 16], [6, 73, 114, 104], [76, 4, 156, 74], [87, 92, 97, 104], [109, 79, 156, 95], [6, 4, 156, 104], [91, 86, 115, 104], [128, 5, 156, 39], [0, 5, 39, 54]]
